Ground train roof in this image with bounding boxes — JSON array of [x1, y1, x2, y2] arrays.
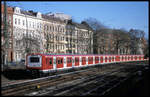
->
[[27, 53, 144, 56]]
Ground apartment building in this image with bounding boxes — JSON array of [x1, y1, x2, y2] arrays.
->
[[2, 5, 93, 62], [42, 14, 67, 54], [13, 7, 44, 61], [1, 4, 14, 63]]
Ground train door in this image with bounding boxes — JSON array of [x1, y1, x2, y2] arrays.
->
[[135, 56, 137, 60], [82, 57, 86, 65], [116, 56, 120, 62], [139, 56, 141, 60], [109, 56, 111, 63], [45, 57, 53, 70], [112, 56, 114, 62], [128, 56, 130, 61], [131, 56, 133, 61], [105, 56, 107, 63], [75, 57, 79, 66], [56, 57, 63, 69], [95, 56, 99, 64], [88, 56, 92, 65], [100, 56, 103, 63], [67, 57, 72, 67]]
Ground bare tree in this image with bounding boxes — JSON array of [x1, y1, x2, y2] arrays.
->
[[128, 29, 146, 54], [15, 34, 41, 59], [84, 17, 109, 54], [112, 29, 130, 54], [84, 17, 108, 31]]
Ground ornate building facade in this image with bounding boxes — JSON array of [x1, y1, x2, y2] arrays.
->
[[2, 5, 93, 62], [13, 7, 44, 61]]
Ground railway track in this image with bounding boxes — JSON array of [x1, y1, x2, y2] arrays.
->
[[2, 63, 121, 96], [1, 61, 148, 96], [49, 65, 143, 96]]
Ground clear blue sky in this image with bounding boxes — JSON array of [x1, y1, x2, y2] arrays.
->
[[5, 1, 149, 39]]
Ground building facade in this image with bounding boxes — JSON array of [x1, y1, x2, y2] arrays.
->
[[1, 4, 14, 64], [2, 5, 93, 62], [75, 23, 93, 54], [13, 7, 44, 61], [42, 14, 67, 54]]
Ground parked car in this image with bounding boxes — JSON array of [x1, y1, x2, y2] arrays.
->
[[19, 59, 25, 65], [8, 62, 17, 66]]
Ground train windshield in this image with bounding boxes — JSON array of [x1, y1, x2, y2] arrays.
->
[[30, 57, 39, 63]]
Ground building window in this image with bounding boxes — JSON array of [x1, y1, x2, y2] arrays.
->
[[33, 22, 34, 28], [29, 21, 31, 27], [37, 23, 39, 28], [23, 20, 25, 26], [15, 18, 17, 24], [18, 19, 20, 25]]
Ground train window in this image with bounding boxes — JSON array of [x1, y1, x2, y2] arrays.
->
[[30, 57, 39, 63], [60, 58, 63, 64], [82, 57, 85, 62], [67, 58, 72, 63], [57, 58, 63, 64], [95, 57, 99, 61], [57, 59, 60, 64], [100, 57, 103, 61], [49, 58, 53, 65], [112, 57, 114, 61], [75, 58, 79, 62], [88, 57, 91, 61], [89, 57, 93, 62], [109, 57, 111, 60], [105, 57, 107, 60]]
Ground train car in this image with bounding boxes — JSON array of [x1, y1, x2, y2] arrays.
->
[[26, 53, 145, 76]]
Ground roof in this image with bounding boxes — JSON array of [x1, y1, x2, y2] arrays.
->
[[21, 10, 37, 17], [28, 53, 144, 57], [42, 14, 65, 23], [67, 21, 93, 31]]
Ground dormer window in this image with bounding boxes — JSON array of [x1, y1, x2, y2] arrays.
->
[[37, 12, 41, 18], [15, 7, 21, 14]]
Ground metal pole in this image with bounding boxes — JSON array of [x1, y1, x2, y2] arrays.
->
[[3, 1, 8, 67]]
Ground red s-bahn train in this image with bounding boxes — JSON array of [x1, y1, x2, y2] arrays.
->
[[26, 53, 147, 76]]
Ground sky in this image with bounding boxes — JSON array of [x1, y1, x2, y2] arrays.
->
[[5, 1, 149, 39]]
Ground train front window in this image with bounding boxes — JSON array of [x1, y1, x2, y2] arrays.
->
[[30, 57, 39, 63]]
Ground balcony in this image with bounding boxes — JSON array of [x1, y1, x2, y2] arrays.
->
[[48, 39, 54, 43]]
